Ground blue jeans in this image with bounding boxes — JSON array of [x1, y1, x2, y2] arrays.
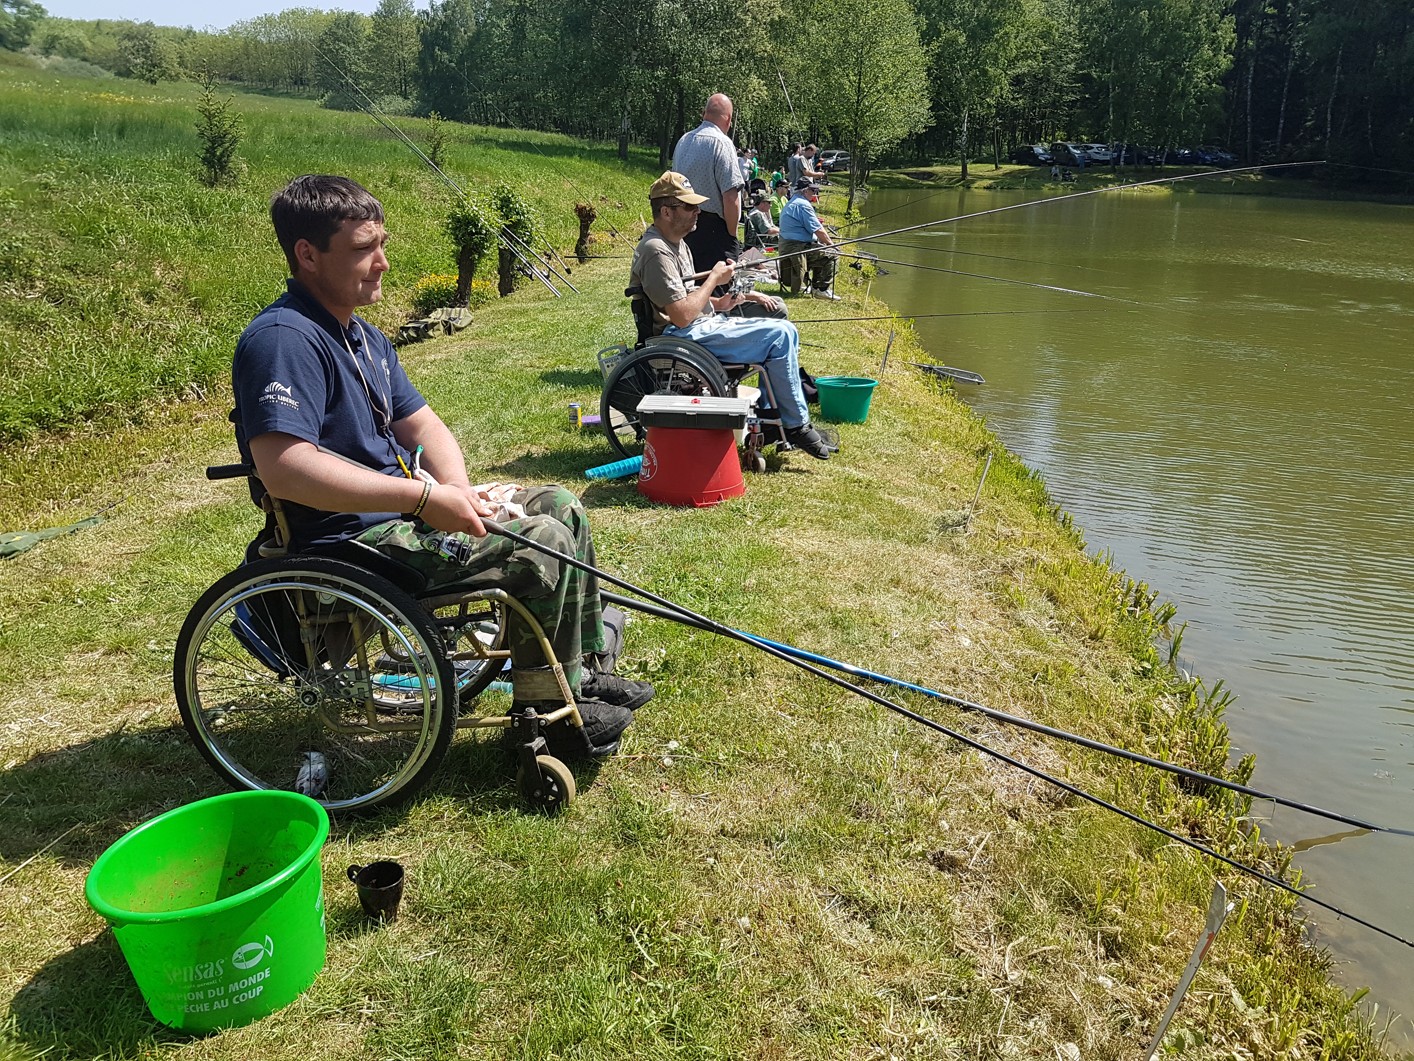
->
[[664, 314, 809, 427]]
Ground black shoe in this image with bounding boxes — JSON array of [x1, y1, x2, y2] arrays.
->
[[784, 423, 833, 460], [508, 699, 633, 760], [580, 671, 656, 711]]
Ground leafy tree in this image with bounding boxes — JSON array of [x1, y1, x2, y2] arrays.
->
[[195, 70, 244, 187], [315, 12, 372, 107], [0, 0, 45, 51], [920, 0, 1031, 176], [368, 0, 418, 99], [30, 18, 90, 59], [802, 0, 932, 204], [119, 22, 179, 84], [491, 185, 537, 295], [444, 198, 500, 305]]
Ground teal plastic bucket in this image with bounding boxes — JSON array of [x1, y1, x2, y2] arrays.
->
[[85, 790, 329, 1032], [815, 376, 879, 423]]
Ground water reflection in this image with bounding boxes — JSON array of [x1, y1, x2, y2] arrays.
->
[[865, 186, 1414, 1036]]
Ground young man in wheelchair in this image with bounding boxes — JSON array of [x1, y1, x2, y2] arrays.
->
[[629, 171, 837, 460], [230, 174, 651, 759]]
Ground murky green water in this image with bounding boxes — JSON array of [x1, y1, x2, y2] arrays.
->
[[861, 185, 1414, 1035]]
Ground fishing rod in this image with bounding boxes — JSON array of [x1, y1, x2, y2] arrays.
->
[[476, 520, 1414, 947], [863, 238, 1112, 274], [834, 250, 1135, 303], [788, 308, 1097, 324], [764, 162, 1325, 274], [451, 68, 642, 256], [497, 220, 580, 294], [313, 45, 563, 298]]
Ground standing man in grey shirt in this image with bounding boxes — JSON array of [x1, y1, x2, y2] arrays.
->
[[672, 93, 744, 278]]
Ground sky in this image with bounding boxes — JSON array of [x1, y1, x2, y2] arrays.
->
[[39, 0, 390, 32]]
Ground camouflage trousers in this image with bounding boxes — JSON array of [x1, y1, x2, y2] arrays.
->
[[355, 485, 604, 694]]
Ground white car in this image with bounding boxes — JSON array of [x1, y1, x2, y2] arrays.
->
[[1083, 143, 1114, 164]]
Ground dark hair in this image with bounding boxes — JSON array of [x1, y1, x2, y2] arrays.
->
[[270, 175, 384, 274], [649, 197, 677, 219]]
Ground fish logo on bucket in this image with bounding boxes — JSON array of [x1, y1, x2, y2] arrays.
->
[[640, 442, 658, 482], [232, 935, 274, 970]]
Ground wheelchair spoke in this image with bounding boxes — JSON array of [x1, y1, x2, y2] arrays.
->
[[176, 559, 455, 814]]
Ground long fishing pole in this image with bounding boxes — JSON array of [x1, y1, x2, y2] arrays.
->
[[788, 308, 1097, 324], [477, 522, 1414, 947], [313, 45, 563, 298], [765, 162, 1325, 274], [863, 238, 1112, 274], [835, 250, 1135, 303], [498, 221, 579, 294], [452, 68, 642, 256], [600, 592, 1408, 838]]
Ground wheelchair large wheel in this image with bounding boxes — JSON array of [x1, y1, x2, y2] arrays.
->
[[419, 594, 509, 708], [600, 340, 730, 458], [174, 556, 456, 815]]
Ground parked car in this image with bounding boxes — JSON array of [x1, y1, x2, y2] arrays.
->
[[818, 149, 851, 172], [1009, 144, 1053, 165], [1083, 143, 1115, 165], [1199, 145, 1238, 166], [1048, 142, 1089, 167], [1113, 143, 1161, 165]]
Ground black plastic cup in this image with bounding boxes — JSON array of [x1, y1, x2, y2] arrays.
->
[[347, 861, 404, 923]]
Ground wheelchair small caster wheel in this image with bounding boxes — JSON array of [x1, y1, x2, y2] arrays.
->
[[749, 453, 767, 474], [517, 754, 576, 814]]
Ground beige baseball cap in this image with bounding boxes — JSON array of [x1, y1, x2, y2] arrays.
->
[[648, 171, 709, 204]]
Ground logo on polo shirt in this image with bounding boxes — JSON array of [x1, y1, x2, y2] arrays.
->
[[260, 380, 300, 410]]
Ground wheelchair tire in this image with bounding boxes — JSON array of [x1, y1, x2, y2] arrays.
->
[[600, 340, 730, 458], [516, 754, 576, 815], [419, 595, 509, 708], [174, 556, 456, 815]]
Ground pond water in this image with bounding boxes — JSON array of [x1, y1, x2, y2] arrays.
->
[[859, 182, 1414, 1037]]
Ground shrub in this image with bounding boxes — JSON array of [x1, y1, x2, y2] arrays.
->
[[411, 273, 458, 316], [444, 198, 500, 305], [35, 56, 114, 79], [425, 111, 447, 168], [195, 70, 244, 187]]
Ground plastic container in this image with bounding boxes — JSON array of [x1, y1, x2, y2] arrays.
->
[[85, 790, 330, 1032], [638, 427, 745, 507], [584, 455, 644, 480], [815, 376, 879, 423]]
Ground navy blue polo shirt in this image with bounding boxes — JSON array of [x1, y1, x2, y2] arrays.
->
[[232, 280, 427, 549]]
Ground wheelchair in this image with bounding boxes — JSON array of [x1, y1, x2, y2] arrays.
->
[[597, 289, 788, 472], [173, 464, 589, 817]]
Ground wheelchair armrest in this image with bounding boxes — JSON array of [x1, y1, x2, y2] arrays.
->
[[207, 463, 253, 480]]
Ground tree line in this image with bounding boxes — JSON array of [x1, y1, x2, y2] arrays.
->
[[6, 0, 1412, 184]]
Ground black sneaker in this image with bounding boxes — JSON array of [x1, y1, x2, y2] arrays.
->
[[509, 699, 633, 760], [580, 671, 656, 710], [784, 423, 833, 460]]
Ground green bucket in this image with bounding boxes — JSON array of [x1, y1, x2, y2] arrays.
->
[[815, 376, 879, 423], [85, 790, 329, 1032]]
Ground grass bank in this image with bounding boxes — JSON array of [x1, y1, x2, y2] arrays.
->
[[0, 61, 1400, 1060]]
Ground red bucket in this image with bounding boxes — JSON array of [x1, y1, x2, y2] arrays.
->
[[638, 427, 745, 507]]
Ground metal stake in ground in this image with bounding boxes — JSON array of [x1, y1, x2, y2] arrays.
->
[[1146, 882, 1232, 1059]]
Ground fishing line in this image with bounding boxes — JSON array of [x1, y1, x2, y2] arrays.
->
[[599, 592, 1412, 839], [476, 520, 1414, 947], [788, 308, 1097, 324], [834, 251, 1136, 303], [864, 238, 1112, 274], [451, 67, 643, 255], [313, 44, 563, 297], [765, 162, 1326, 274]]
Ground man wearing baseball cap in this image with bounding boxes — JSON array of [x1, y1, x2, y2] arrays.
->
[[627, 171, 836, 460], [778, 178, 840, 300]]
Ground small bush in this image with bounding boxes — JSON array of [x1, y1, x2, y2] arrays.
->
[[34, 55, 114, 79], [372, 94, 412, 116], [411, 273, 458, 316], [425, 111, 447, 168], [195, 70, 244, 187]]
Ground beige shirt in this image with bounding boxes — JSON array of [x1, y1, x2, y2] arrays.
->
[[629, 224, 704, 334]]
